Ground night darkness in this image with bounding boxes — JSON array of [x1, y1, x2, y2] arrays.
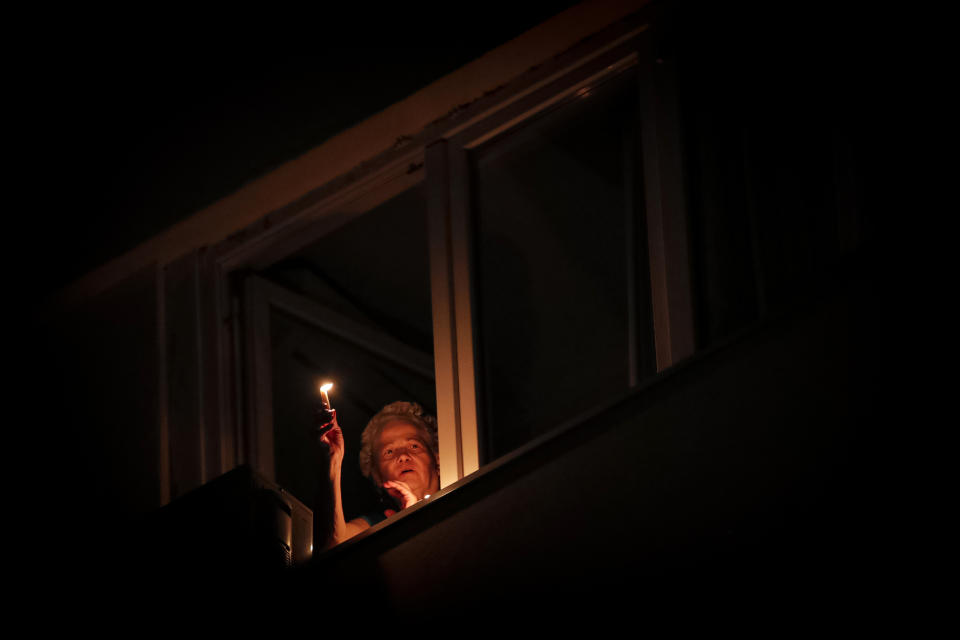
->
[[21, 1, 877, 300], [17, 0, 895, 616], [22, 2, 582, 301]]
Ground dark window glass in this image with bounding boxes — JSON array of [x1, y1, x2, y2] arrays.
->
[[676, 12, 849, 339], [472, 68, 654, 462], [680, 94, 762, 349]]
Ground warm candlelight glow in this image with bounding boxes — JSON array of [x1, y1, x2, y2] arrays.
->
[[318, 381, 334, 410]]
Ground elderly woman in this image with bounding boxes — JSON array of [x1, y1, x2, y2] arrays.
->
[[317, 401, 440, 546]]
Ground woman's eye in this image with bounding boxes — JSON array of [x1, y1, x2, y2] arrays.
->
[[411, 443, 420, 449]]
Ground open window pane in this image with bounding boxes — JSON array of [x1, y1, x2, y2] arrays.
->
[[471, 68, 655, 462], [270, 308, 435, 519], [258, 185, 435, 520]]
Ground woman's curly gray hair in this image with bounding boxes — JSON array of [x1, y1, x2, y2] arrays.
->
[[358, 401, 439, 486]]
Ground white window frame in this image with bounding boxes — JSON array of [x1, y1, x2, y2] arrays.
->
[[426, 15, 694, 486]]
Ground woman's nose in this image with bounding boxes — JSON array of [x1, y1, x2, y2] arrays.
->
[[395, 447, 412, 461]]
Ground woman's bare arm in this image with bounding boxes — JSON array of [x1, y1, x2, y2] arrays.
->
[[318, 410, 371, 548]]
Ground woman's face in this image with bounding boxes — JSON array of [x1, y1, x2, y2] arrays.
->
[[375, 419, 439, 499]]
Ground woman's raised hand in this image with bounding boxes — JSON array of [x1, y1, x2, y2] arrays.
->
[[315, 408, 344, 467], [383, 480, 419, 509]]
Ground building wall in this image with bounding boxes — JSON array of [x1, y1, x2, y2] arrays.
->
[[297, 275, 880, 612], [37, 266, 163, 540]]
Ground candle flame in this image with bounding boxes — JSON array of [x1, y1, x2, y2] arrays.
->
[[319, 382, 333, 393]]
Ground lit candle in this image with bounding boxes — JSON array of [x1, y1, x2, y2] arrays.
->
[[318, 382, 334, 410]]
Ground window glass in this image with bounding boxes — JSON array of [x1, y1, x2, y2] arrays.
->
[[471, 68, 655, 462]]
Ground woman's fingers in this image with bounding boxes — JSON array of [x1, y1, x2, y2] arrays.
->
[[318, 408, 341, 441], [383, 480, 418, 508], [320, 424, 345, 463], [314, 409, 337, 431]]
